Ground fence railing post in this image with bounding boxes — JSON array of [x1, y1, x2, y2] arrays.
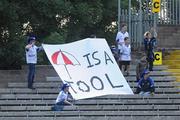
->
[[139, 0, 143, 49]]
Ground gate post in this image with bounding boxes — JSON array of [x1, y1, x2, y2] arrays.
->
[[139, 0, 143, 49], [118, 0, 121, 32]]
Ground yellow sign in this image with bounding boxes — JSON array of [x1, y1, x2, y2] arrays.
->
[[154, 52, 162, 65], [152, 0, 161, 13]]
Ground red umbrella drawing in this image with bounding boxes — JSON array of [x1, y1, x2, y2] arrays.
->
[[51, 49, 80, 79]]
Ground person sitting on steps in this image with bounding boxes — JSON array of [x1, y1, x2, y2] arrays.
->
[[52, 83, 73, 111], [136, 69, 155, 96]]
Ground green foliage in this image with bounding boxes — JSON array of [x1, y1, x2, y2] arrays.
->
[[0, 35, 25, 69], [65, 0, 103, 42], [0, 0, 134, 69], [43, 32, 65, 44]]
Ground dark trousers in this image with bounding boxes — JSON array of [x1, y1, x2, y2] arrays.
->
[[28, 63, 35, 88], [147, 51, 154, 71], [52, 101, 64, 111], [148, 60, 153, 71]]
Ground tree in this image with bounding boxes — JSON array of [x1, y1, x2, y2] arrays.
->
[[0, 0, 70, 68], [0, 0, 132, 69], [0, 0, 24, 69], [65, 0, 103, 42]]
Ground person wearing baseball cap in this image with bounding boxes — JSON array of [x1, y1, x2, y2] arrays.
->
[[52, 83, 73, 111], [136, 69, 155, 96], [25, 35, 43, 89]]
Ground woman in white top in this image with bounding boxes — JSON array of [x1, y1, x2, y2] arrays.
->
[[52, 83, 73, 111], [119, 37, 131, 76]]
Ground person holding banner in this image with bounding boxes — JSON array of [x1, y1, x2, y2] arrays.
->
[[25, 36, 43, 89], [144, 31, 157, 71], [119, 37, 131, 76], [52, 83, 73, 111], [136, 70, 155, 96], [115, 23, 129, 69]]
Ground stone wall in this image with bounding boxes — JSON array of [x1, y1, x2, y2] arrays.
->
[[0, 65, 57, 88], [158, 25, 180, 48]]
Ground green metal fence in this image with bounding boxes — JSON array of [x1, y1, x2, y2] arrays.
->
[[118, 0, 180, 49]]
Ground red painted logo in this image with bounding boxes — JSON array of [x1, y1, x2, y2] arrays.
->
[[51, 50, 80, 79]]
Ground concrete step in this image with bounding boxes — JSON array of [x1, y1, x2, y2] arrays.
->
[[0, 94, 180, 102], [1, 94, 180, 100], [46, 76, 176, 82], [0, 87, 179, 94], [129, 65, 167, 71], [0, 111, 179, 117], [0, 99, 180, 106], [166, 65, 180, 69], [0, 105, 179, 112], [1, 116, 180, 120], [46, 71, 172, 79], [166, 69, 180, 73], [7, 82, 180, 88], [163, 60, 180, 64], [175, 76, 180, 82]]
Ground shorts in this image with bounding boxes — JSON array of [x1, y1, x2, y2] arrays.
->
[[119, 61, 131, 65]]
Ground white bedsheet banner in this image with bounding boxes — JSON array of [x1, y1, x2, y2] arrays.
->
[[42, 38, 133, 100]]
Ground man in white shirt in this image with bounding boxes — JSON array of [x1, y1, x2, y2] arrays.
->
[[115, 23, 129, 68], [25, 36, 43, 89]]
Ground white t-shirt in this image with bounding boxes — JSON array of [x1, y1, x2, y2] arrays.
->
[[26, 45, 38, 64], [56, 91, 68, 103], [120, 44, 131, 61], [116, 31, 129, 47]]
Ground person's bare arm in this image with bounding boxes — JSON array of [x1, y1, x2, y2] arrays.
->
[[64, 100, 73, 106], [25, 44, 32, 49]]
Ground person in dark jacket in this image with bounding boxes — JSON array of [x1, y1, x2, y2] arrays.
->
[[136, 54, 148, 81], [136, 69, 155, 96], [144, 31, 157, 71]]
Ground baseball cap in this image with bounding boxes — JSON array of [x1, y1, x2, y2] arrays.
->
[[27, 36, 36, 44], [61, 83, 70, 90]]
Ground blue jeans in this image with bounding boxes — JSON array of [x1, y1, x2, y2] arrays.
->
[[52, 101, 64, 111], [139, 91, 151, 97], [28, 63, 35, 88]]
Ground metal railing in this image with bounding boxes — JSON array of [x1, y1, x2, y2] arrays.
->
[[159, 0, 180, 25], [118, 0, 180, 49]]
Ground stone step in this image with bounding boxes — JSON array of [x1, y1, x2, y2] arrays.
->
[[129, 65, 167, 70], [0, 105, 179, 111], [166, 69, 180, 73], [0, 94, 180, 100], [163, 60, 180, 64], [46, 76, 176, 82], [7, 82, 180, 88], [175, 76, 180, 82], [166, 65, 180, 69], [1, 116, 180, 120], [45, 72, 171, 80], [0, 111, 179, 117], [0, 87, 179, 94], [0, 99, 180, 106]]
